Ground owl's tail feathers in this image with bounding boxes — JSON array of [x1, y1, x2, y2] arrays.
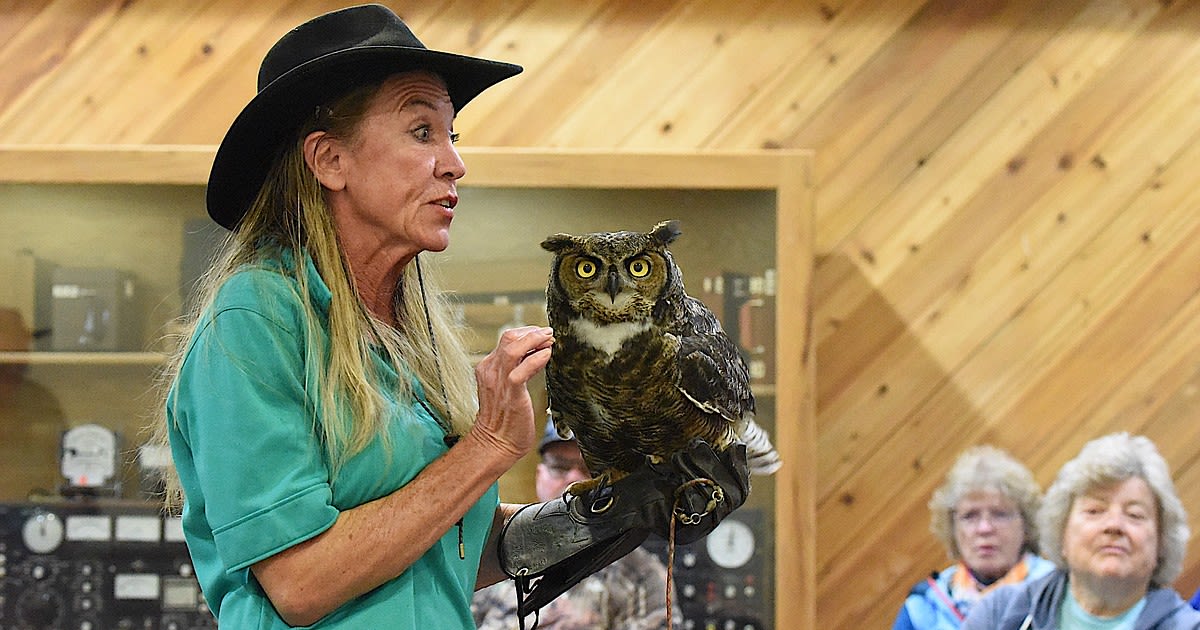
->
[[738, 418, 782, 476]]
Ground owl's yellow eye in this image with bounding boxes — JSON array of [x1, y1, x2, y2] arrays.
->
[[576, 259, 598, 279], [628, 257, 651, 278]]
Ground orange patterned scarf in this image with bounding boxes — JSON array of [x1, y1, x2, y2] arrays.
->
[[949, 555, 1031, 607]]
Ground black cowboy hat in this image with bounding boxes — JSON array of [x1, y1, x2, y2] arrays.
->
[[206, 4, 522, 230]]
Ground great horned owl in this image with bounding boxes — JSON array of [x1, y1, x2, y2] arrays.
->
[[541, 219, 781, 495]]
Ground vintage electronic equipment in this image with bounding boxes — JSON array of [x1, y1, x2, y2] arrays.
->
[[50, 267, 140, 351], [60, 424, 121, 497], [0, 250, 55, 350], [0, 500, 216, 630], [136, 444, 172, 501], [644, 507, 771, 630]]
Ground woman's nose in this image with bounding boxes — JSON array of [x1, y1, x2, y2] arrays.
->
[[440, 143, 466, 180], [1100, 509, 1127, 532]]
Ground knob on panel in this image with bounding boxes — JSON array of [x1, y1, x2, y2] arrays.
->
[[16, 587, 63, 627]]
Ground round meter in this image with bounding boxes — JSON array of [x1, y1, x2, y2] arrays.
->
[[22, 511, 65, 554], [705, 518, 756, 569]]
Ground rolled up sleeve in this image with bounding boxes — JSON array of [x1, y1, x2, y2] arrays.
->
[[174, 278, 337, 575]]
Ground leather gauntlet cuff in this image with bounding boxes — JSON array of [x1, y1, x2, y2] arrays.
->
[[496, 438, 752, 619], [498, 488, 654, 616]]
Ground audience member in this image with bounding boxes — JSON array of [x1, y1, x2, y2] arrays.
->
[[893, 445, 1054, 629], [963, 433, 1200, 629]]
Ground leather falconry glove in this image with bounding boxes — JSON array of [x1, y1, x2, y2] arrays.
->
[[497, 438, 750, 620]]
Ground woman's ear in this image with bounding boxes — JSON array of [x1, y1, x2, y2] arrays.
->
[[304, 130, 347, 191]]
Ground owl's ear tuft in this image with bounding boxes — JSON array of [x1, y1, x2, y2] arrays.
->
[[650, 220, 682, 246], [541, 234, 577, 253]]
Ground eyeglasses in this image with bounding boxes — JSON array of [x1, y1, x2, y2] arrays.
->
[[542, 458, 589, 479], [954, 509, 1019, 528]]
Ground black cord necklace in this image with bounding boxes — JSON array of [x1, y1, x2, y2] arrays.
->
[[414, 254, 459, 447], [414, 254, 465, 558]]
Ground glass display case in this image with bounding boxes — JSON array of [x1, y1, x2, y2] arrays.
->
[[0, 146, 814, 629]]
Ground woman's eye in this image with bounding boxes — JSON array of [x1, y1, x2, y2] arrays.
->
[[414, 126, 431, 141]]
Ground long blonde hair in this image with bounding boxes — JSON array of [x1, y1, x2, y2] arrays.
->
[[149, 82, 478, 510]]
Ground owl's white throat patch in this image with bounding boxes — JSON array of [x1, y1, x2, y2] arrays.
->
[[568, 318, 651, 356]]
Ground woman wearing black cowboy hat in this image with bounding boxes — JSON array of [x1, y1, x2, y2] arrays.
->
[[150, 5, 748, 629]]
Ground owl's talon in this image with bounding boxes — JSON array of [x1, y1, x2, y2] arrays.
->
[[562, 477, 617, 512], [564, 480, 592, 497], [564, 473, 609, 497]]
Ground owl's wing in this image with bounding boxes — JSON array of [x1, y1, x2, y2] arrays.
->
[[675, 296, 781, 475], [674, 297, 755, 423]]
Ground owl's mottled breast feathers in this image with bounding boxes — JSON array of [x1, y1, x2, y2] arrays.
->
[[540, 220, 780, 485]]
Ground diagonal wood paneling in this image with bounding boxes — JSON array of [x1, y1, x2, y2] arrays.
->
[[3, 1, 1200, 628]]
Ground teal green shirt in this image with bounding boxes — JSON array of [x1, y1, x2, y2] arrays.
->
[[1061, 587, 1147, 630], [167, 253, 497, 629]]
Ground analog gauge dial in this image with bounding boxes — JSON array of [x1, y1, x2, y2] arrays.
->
[[705, 518, 755, 569], [61, 423, 118, 489], [66, 514, 111, 541], [22, 511, 65, 554]]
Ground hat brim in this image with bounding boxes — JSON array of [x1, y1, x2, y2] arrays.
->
[[539, 417, 575, 454], [207, 46, 521, 230]]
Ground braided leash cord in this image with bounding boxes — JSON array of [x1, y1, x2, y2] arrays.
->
[[665, 477, 724, 630], [667, 515, 677, 630]]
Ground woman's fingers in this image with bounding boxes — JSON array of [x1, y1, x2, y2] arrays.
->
[[470, 326, 555, 457], [482, 326, 554, 384]]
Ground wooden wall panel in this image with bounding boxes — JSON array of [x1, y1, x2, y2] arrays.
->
[[3, 1, 1200, 628]]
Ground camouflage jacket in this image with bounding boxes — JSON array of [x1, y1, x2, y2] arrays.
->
[[472, 547, 681, 630]]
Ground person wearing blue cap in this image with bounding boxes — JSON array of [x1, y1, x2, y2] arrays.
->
[[148, 5, 748, 629], [473, 420, 680, 629]]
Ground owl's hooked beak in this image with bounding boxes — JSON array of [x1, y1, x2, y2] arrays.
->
[[605, 268, 622, 303]]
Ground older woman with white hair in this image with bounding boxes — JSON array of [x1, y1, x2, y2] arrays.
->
[[894, 445, 1054, 630], [963, 432, 1200, 629]]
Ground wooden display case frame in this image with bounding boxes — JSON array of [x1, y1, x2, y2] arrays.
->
[[0, 145, 815, 630]]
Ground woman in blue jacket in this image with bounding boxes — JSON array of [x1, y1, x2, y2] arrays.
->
[[962, 433, 1200, 630], [894, 445, 1055, 630]]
